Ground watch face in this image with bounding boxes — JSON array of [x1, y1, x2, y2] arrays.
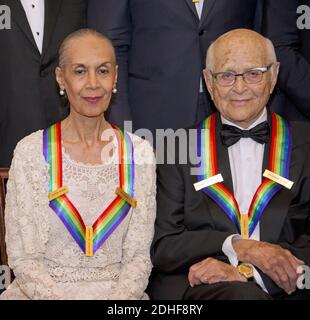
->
[[239, 264, 254, 277]]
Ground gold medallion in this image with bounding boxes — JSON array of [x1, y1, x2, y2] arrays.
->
[[85, 226, 93, 257], [240, 214, 249, 239]]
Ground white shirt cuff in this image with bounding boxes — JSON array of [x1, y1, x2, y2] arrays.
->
[[222, 234, 242, 266], [252, 266, 268, 293], [222, 234, 269, 293]]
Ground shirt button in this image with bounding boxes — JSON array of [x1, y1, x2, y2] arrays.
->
[[32, 4, 35, 8], [36, 32, 40, 36]]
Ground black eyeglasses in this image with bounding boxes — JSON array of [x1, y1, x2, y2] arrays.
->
[[211, 64, 274, 87]]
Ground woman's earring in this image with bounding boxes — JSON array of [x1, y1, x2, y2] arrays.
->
[[59, 88, 65, 96], [112, 87, 117, 94]]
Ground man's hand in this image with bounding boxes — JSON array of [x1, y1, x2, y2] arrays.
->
[[188, 257, 247, 287], [233, 239, 304, 294]]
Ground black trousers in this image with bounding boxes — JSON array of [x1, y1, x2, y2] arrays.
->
[[273, 289, 310, 300], [183, 281, 310, 300], [183, 281, 272, 300]]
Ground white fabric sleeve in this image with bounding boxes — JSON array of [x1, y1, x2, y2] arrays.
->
[[222, 235, 268, 293], [4, 140, 67, 300]]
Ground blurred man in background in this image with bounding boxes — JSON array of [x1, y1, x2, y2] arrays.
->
[[0, 0, 86, 166]]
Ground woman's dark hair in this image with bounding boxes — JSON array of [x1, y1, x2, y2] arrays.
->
[[58, 28, 116, 68]]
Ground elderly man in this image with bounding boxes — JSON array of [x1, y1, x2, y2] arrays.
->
[[148, 29, 310, 300]]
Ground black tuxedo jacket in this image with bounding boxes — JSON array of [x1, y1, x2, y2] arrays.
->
[[263, 0, 310, 122], [88, 0, 262, 132], [148, 113, 310, 299], [0, 0, 86, 166]]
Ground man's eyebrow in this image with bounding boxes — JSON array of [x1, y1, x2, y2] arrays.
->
[[216, 65, 264, 72], [98, 62, 113, 67], [71, 62, 113, 67]]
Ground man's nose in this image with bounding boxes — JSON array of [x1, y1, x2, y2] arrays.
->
[[232, 75, 247, 94]]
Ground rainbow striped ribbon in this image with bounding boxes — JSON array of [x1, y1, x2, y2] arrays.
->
[[197, 112, 292, 236], [43, 123, 135, 256]]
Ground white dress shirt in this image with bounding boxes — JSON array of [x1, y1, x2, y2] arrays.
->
[[20, 0, 45, 53], [195, 0, 204, 19], [221, 108, 268, 292]]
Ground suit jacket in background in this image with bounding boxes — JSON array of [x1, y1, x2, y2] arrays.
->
[[88, 0, 262, 133], [0, 0, 86, 167], [263, 0, 310, 122], [148, 113, 310, 299]]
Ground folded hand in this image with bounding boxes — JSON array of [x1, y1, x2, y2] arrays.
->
[[188, 257, 247, 287], [233, 239, 304, 294]]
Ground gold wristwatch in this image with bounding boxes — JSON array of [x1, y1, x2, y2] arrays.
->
[[237, 263, 254, 281]]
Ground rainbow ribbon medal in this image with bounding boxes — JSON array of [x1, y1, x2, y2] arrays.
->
[[43, 123, 136, 256], [197, 112, 292, 238]]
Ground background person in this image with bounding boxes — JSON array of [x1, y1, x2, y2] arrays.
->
[[0, 0, 86, 167], [262, 0, 310, 121], [88, 0, 262, 136]]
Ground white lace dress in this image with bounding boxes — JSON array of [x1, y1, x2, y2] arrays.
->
[[0, 130, 156, 300]]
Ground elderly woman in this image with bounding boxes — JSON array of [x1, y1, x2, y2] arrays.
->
[[0, 29, 156, 300]]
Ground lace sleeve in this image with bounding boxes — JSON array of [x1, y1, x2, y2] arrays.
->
[[108, 137, 156, 300], [5, 136, 66, 300]]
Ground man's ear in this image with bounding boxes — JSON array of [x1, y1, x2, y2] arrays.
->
[[270, 62, 280, 94], [203, 69, 214, 100]]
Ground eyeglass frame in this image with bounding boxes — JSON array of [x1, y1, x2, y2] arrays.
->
[[209, 63, 274, 87]]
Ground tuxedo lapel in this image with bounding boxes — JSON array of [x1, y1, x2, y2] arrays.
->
[[41, 0, 62, 60], [199, 0, 216, 27], [260, 188, 292, 242], [194, 113, 234, 206], [194, 113, 234, 194], [260, 111, 294, 242], [193, 113, 237, 232], [215, 113, 234, 194], [184, 0, 199, 21], [9, 0, 39, 54], [262, 110, 272, 172]]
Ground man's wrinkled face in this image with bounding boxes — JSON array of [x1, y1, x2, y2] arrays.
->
[[204, 36, 279, 128]]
